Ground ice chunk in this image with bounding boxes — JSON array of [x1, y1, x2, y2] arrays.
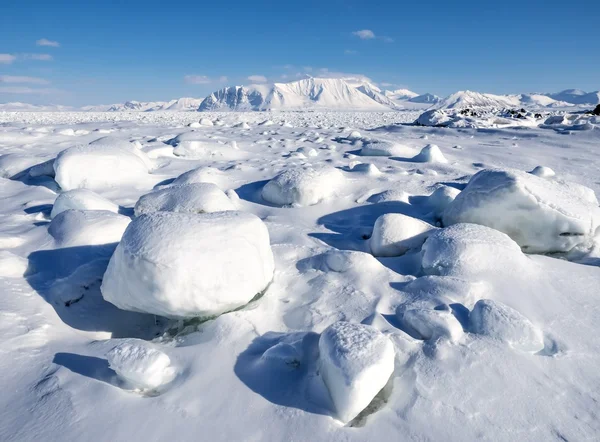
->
[[101, 211, 274, 318], [49, 210, 131, 248], [412, 144, 448, 163], [54, 142, 149, 191], [443, 169, 600, 253], [421, 223, 528, 277], [107, 339, 176, 390], [370, 213, 435, 257], [470, 299, 544, 352], [401, 307, 463, 342], [134, 183, 235, 216], [51, 189, 119, 219], [199, 118, 214, 126], [262, 167, 344, 206], [319, 321, 395, 423]]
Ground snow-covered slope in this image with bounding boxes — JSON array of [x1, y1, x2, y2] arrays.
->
[[384, 88, 419, 100], [409, 93, 441, 104], [547, 89, 600, 105], [199, 78, 394, 111], [436, 91, 519, 110]]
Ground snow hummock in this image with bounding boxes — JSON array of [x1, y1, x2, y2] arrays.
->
[[436, 90, 518, 110], [470, 299, 544, 352], [262, 167, 344, 206], [529, 165, 555, 178], [133, 183, 235, 216], [318, 321, 395, 423], [358, 139, 414, 157], [412, 144, 448, 163], [101, 211, 274, 318], [107, 339, 176, 390], [426, 186, 461, 218], [50, 189, 119, 219], [443, 169, 600, 253], [54, 140, 150, 191], [370, 213, 435, 257], [401, 307, 464, 343], [49, 209, 131, 248]]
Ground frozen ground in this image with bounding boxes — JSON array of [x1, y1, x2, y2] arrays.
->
[[0, 110, 599, 441]]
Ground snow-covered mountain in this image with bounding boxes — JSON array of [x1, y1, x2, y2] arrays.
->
[[81, 97, 203, 112], [409, 93, 440, 104], [199, 78, 394, 111], [547, 89, 600, 105], [435, 91, 519, 110], [384, 88, 419, 100], [0, 102, 74, 112]]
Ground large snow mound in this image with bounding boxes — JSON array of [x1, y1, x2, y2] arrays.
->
[[134, 183, 235, 216], [421, 223, 529, 277], [54, 141, 150, 191], [101, 211, 274, 318], [262, 167, 344, 206], [401, 307, 464, 342], [107, 339, 176, 390], [318, 321, 395, 423], [470, 299, 544, 352], [370, 213, 436, 257], [171, 166, 230, 188], [443, 169, 600, 253], [51, 189, 119, 219], [49, 210, 131, 248]]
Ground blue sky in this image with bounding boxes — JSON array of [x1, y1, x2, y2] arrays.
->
[[1, 0, 598, 106]]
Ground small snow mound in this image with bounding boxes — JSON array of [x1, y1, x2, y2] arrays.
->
[[321, 250, 383, 274], [370, 213, 436, 257], [233, 122, 250, 129], [359, 139, 414, 157], [107, 340, 176, 390], [54, 142, 149, 191], [347, 130, 362, 140], [529, 165, 555, 178], [443, 169, 600, 253], [188, 122, 201, 128], [296, 147, 319, 157], [319, 321, 395, 423], [350, 163, 381, 175], [412, 144, 448, 163], [426, 186, 461, 217], [101, 211, 274, 318], [49, 210, 131, 248], [51, 189, 118, 219], [134, 183, 235, 216], [0, 251, 29, 278], [259, 119, 274, 126], [401, 307, 463, 342], [199, 118, 214, 127], [262, 167, 345, 206], [422, 223, 528, 277], [470, 299, 544, 352], [368, 189, 411, 204], [171, 166, 228, 188]]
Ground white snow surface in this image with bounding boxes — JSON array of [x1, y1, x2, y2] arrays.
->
[[1, 110, 600, 442], [101, 211, 274, 318]]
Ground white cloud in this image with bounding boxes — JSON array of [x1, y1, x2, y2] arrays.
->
[[380, 82, 395, 87], [0, 86, 60, 94], [353, 29, 375, 40], [344, 49, 358, 55], [36, 38, 60, 47], [317, 68, 373, 84], [0, 76, 50, 85], [23, 53, 53, 61], [247, 75, 268, 83], [0, 54, 16, 64], [184, 75, 212, 84]]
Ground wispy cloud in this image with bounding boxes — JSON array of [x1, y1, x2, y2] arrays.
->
[[36, 38, 60, 47], [344, 49, 358, 55], [247, 75, 268, 83], [381, 36, 394, 43], [184, 75, 229, 85], [0, 86, 61, 94], [0, 76, 50, 85], [380, 82, 395, 87], [0, 54, 16, 64], [353, 29, 376, 40], [22, 53, 53, 61]]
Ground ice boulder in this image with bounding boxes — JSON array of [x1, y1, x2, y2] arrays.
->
[[421, 223, 529, 277], [101, 211, 274, 318], [319, 321, 395, 423], [54, 143, 149, 191], [443, 169, 600, 253], [426, 186, 461, 218], [262, 167, 345, 206], [51, 189, 119, 219], [470, 299, 544, 352], [411, 144, 448, 164], [49, 210, 131, 248], [401, 307, 463, 343], [107, 339, 176, 390], [358, 139, 414, 157], [133, 183, 235, 216], [370, 213, 436, 257]]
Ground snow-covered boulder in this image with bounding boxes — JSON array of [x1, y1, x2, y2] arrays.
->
[[262, 167, 344, 206], [134, 183, 235, 216], [358, 139, 414, 157], [54, 142, 149, 191], [401, 307, 463, 343], [318, 321, 395, 423], [443, 169, 600, 253], [470, 299, 544, 352], [426, 186, 461, 217], [171, 166, 230, 189], [101, 211, 274, 318], [400, 275, 488, 308], [51, 189, 119, 219], [411, 144, 448, 163], [49, 210, 131, 248], [370, 213, 436, 257], [529, 166, 555, 178], [421, 223, 529, 277], [107, 340, 176, 390], [347, 130, 362, 140]]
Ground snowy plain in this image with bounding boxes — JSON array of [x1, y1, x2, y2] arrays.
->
[[0, 109, 599, 441]]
